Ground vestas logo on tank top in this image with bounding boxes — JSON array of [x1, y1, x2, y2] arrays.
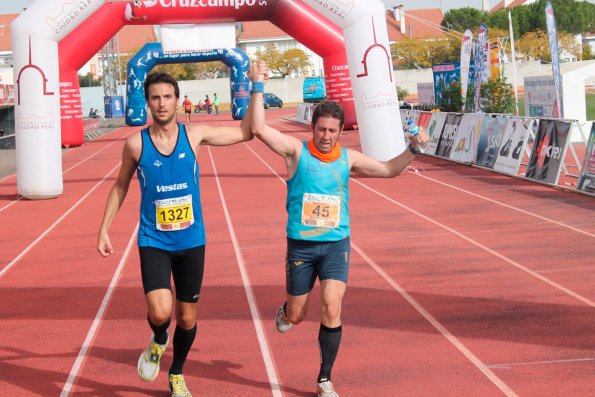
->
[[156, 183, 188, 192], [139, 0, 262, 9]]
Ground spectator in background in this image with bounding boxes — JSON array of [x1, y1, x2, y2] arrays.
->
[[213, 93, 219, 115], [88, 108, 96, 118], [183, 95, 193, 123], [205, 95, 212, 115]]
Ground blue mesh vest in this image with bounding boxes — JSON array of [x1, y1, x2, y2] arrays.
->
[[286, 141, 350, 241], [137, 123, 205, 250]]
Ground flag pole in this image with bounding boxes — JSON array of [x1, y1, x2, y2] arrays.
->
[[508, 11, 519, 116]]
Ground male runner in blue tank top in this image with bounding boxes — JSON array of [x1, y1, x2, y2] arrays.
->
[[249, 66, 428, 397], [97, 63, 267, 397]]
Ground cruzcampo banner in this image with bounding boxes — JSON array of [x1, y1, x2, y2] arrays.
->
[[545, 1, 564, 118]]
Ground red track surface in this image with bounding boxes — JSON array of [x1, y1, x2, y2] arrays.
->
[[0, 109, 593, 396]]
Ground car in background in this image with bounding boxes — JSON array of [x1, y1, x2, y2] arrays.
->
[[263, 93, 283, 109], [303, 77, 326, 103]]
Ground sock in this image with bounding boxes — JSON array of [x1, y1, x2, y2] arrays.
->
[[169, 323, 197, 375], [317, 323, 342, 383], [148, 315, 170, 345]]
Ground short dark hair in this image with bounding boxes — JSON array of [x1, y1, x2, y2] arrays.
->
[[144, 72, 180, 101], [311, 100, 344, 130]]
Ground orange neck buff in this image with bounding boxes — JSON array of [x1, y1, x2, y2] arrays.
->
[[307, 140, 342, 162]]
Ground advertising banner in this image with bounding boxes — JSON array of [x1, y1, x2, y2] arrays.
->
[[493, 117, 534, 175], [524, 76, 557, 117], [460, 29, 473, 112], [432, 62, 460, 106], [417, 82, 435, 105], [476, 115, 509, 168], [435, 113, 463, 158], [545, 2, 564, 118], [577, 122, 595, 193], [425, 112, 448, 155], [161, 24, 236, 53], [525, 119, 571, 184], [449, 113, 485, 163]]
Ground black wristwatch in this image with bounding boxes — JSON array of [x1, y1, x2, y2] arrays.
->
[[409, 145, 421, 155]]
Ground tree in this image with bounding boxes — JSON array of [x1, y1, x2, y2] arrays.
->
[[396, 85, 409, 101], [391, 37, 456, 69], [441, 7, 488, 33], [436, 81, 463, 112], [253, 44, 311, 78], [78, 72, 102, 87], [436, 76, 514, 114], [516, 29, 581, 62], [479, 75, 515, 114], [583, 44, 595, 61]]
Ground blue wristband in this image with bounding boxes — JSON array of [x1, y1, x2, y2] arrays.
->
[[251, 81, 265, 94]]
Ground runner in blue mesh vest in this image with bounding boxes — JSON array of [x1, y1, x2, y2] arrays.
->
[[97, 65, 266, 397]]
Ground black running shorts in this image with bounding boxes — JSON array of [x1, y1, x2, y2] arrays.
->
[[139, 245, 205, 303]]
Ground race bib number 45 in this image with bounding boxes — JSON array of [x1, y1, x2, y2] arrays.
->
[[301, 193, 340, 229], [155, 194, 194, 231]]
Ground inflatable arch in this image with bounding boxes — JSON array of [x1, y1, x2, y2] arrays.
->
[[126, 44, 251, 125], [12, 0, 404, 199]]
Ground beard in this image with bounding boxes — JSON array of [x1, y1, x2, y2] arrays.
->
[[152, 110, 176, 126]]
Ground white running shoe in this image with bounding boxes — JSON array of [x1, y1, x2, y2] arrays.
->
[[317, 380, 339, 397], [137, 333, 169, 382], [275, 305, 293, 333]]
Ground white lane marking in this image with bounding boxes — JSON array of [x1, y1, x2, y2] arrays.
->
[[484, 357, 595, 369], [351, 241, 519, 397], [0, 127, 137, 213], [60, 223, 139, 396], [412, 170, 595, 239], [0, 163, 122, 280], [351, 178, 595, 308], [208, 146, 282, 396]]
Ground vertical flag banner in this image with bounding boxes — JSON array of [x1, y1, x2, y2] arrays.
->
[[472, 24, 488, 112], [545, 1, 564, 118], [509, 11, 520, 116], [460, 30, 473, 112]]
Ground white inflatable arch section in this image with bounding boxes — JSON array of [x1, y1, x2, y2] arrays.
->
[[12, 0, 404, 199]]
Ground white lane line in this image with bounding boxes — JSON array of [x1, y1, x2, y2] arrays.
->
[[0, 127, 137, 214], [484, 357, 595, 369], [351, 178, 595, 308], [351, 241, 519, 397], [60, 223, 139, 397], [0, 163, 122, 280], [207, 146, 282, 396], [412, 171, 595, 239]]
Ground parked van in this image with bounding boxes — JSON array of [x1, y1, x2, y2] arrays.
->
[[303, 77, 326, 103]]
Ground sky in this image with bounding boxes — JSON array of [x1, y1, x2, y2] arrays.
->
[[1, 0, 502, 14]]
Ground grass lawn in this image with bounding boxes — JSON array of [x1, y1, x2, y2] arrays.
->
[[517, 94, 595, 120]]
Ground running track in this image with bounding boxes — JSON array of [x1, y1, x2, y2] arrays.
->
[[0, 109, 593, 396]]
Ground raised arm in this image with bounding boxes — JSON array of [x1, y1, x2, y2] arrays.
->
[[249, 61, 301, 161]]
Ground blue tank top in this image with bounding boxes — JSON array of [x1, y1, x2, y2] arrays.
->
[[137, 123, 206, 250], [286, 141, 350, 241]]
